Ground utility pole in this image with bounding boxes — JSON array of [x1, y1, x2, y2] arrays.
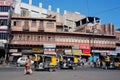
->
[[92, 22, 98, 68]]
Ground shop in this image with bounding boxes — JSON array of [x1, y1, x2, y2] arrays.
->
[[79, 44, 91, 62], [116, 47, 120, 54], [9, 49, 22, 64], [0, 40, 5, 58], [90, 50, 116, 62]]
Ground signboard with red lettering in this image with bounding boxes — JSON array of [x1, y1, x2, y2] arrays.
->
[[79, 44, 90, 49], [83, 49, 90, 54], [82, 49, 91, 56]]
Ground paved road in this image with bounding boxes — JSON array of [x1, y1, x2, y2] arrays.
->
[[0, 67, 120, 80]]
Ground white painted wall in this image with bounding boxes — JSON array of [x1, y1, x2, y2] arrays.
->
[[13, 1, 48, 18], [0, 12, 9, 16]]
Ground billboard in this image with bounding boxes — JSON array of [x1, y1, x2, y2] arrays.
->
[[79, 44, 90, 49]]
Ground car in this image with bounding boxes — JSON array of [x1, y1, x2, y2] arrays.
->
[[17, 56, 34, 67]]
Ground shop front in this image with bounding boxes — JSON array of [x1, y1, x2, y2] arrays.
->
[[79, 44, 91, 62], [116, 47, 120, 54], [90, 50, 116, 62], [9, 49, 22, 64], [0, 40, 5, 60], [72, 44, 91, 62]]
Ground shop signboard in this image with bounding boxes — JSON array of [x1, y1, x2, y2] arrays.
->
[[22, 50, 32, 53], [11, 52, 22, 56], [83, 49, 91, 56], [116, 49, 120, 54], [72, 50, 82, 56], [44, 44, 56, 48], [44, 48, 56, 55], [44, 48, 55, 52], [64, 49, 72, 55], [79, 44, 90, 49], [72, 45, 79, 49], [9, 49, 18, 52], [92, 50, 108, 53], [32, 48, 43, 53], [116, 47, 120, 50]]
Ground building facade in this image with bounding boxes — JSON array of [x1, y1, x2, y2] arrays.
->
[[9, 13, 116, 62], [0, 0, 13, 61], [1, 0, 116, 63], [115, 30, 120, 54]]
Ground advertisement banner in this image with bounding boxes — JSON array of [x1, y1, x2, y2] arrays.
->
[[83, 49, 90, 54], [44, 48, 56, 55], [83, 49, 91, 56], [32, 48, 43, 53], [22, 50, 32, 53], [64, 49, 72, 55], [44, 44, 56, 48], [9, 49, 18, 52], [11, 53, 22, 56], [72, 50, 82, 55], [79, 44, 90, 49]]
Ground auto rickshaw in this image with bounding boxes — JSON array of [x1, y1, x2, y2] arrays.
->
[[113, 57, 120, 69], [33, 54, 57, 72], [59, 55, 79, 70]]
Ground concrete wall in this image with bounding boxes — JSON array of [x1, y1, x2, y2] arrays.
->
[[63, 11, 86, 31], [14, 1, 48, 18], [13, 1, 86, 32]]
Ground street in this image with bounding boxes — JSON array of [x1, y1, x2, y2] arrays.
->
[[0, 67, 120, 80]]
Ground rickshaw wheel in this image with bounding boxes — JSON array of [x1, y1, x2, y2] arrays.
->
[[72, 66, 76, 70], [49, 68, 53, 72]]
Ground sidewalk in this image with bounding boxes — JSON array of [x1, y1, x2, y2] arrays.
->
[[0, 63, 12, 68]]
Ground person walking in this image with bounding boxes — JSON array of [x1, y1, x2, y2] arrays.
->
[[24, 56, 32, 75]]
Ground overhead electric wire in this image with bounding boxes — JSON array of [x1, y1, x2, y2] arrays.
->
[[86, 0, 90, 16]]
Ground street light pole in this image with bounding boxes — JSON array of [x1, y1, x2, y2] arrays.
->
[[92, 25, 95, 67]]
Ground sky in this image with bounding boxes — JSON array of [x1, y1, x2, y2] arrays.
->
[[21, 0, 120, 29]]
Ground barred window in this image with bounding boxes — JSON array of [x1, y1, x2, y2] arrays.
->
[[46, 22, 54, 29]]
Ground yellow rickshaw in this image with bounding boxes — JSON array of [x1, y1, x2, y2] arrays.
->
[[33, 54, 57, 72], [113, 57, 120, 69], [59, 55, 79, 70]]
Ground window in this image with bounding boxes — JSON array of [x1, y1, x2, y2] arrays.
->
[[21, 8, 29, 17], [31, 20, 36, 27], [19, 35, 21, 40], [0, 19, 8, 25], [46, 22, 54, 29], [23, 20, 29, 29], [0, 6, 10, 12], [39, 21, 43, 30], [13, 20, 21, 26], [76, 21, 80, 27], [48, 36, 51, 41], [13, 21, 16, 26], [0, 33, 7, 39]]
